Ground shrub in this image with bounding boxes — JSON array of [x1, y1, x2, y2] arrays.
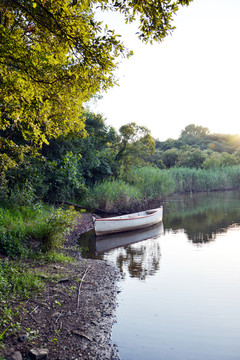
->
[[0, 204, 78, 257]]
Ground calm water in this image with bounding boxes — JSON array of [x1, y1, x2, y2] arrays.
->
[[78, 191, 240, 360]]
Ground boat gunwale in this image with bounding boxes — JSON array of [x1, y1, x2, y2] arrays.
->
[[94, 208, 162, 222]]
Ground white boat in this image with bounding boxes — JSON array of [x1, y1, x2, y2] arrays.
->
[[92, 207, 163, 236]]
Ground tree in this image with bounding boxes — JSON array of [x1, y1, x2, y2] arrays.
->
[[203, 152, 239, 169], [177, 148, 206, 168], [149, 149, 166, 169], [114, 122, 155, 172], [162, 148, 179, 168], [0, 0, 125, 167], [0, 0, 193, 174], [180, 124, 210, 138]]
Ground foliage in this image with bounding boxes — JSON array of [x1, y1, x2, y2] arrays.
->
[[2, 111, 117, 203], [31, 207, 78, 251], [168, 166, 240, 193], [176, 148, 207, 168], [0, 0, 125, 154], [153, 124, 240, 170], [127, 166, 174, 199], [40, 111, 117, 200], [114, 122, 155, 173], [69, 111, 117, 185], [42, 152, 87, 202], [0, 0, 193, 175], [180, 124, 210, 138], [99, 0, 193, 43], [161, 148, 179, 168], [0, 204, 78, 256], [202, 152, 238, 169], [0, 260, 45, 301], [84, 179, 142, 213]]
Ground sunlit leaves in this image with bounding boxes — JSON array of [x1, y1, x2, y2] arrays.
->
[[97, 0, 193, 43], [0, 0, 193, 174], [0, 0, 126, 169]]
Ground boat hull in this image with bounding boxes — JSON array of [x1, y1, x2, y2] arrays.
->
[[93, 207, 163, 236]]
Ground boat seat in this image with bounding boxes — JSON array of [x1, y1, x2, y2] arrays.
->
[[146, 210, 156, 214]]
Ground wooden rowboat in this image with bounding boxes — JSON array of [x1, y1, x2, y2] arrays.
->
[[92, 207, 163, 236]]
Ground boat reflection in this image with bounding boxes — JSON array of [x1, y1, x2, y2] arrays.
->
[[96, 222, 164, 255], [78, 222, 164, 258]]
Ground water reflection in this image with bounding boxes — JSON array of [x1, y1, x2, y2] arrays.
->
[[115, 236, 161, 280], [78, 223, 163, 279], [80, 191, 240, 360], [78, 191, 240, 278], [164, 190, 240, 243]]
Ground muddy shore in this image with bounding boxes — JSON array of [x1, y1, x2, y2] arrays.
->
[[3, 214, 121, 360]]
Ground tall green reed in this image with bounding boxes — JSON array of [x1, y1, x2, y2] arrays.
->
[[127, 166, 174, 199], [168, 165, 240, 193], [84, 179, 142, 213]]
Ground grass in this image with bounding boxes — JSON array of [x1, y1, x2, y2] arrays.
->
[[83, 179, 142, 213], [0, 202, 78, 348], [127, 166, 174, 199], [0, 203, 78, 257], [168, 165, 240, 193], [0, 260, 45, 301], [0, 259, 46, 345]]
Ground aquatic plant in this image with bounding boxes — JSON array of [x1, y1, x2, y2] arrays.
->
[[168, 166, 240, 193], [127, 166, 174, 199], [84, 179, 142, 213]]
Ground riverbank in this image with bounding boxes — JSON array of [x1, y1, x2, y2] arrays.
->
[[2, 214, 120, 360]]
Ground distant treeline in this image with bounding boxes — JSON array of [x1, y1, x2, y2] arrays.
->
[[1, 113, 240, 209], [153, 124, 240, 169]]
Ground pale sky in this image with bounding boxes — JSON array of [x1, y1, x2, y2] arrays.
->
[[90, 0, 240, 141]]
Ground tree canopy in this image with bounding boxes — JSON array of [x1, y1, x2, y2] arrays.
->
[[114, 122, 155, 171], [0, 0, 193, 173]]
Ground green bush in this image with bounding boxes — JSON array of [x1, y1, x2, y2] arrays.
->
[[0, 204, 78, 257]]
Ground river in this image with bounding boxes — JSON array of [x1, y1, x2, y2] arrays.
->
[[79, 190, 240, 360]]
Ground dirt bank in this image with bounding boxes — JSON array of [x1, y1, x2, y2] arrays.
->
[[2, 214, 121, 360]]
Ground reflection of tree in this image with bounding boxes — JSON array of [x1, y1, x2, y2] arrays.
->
[[164, 190, 240, 244], [77, 227, 162, 278], [115, 239, 161, 280]]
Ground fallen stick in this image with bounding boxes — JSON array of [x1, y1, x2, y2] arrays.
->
[[71, 330, 93, 342], [77, 265, 92, 310]]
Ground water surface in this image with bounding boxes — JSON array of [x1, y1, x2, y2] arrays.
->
[[79, 191, 240, 360]]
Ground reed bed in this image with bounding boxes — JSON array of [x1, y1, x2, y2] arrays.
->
[[169, 166, 240, 193], [86, 165, 240, 212], [127, 166, 174, 199], [84, 179, 142, 213]]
